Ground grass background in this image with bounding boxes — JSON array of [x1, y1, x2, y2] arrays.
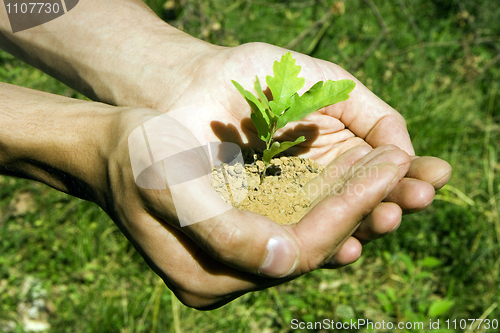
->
[[1, 0, 499, 332]]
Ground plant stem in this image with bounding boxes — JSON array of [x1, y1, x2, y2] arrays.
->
[[261, 123, 278, 184]]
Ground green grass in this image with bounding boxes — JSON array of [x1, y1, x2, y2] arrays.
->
[[1, 0, 499, 332]]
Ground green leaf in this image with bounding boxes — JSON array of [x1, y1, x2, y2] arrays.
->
[[232, 80, 265, 115], [374, 291, 394, 313], [262, 136, 305, 165], [385, 287, 396, 302], [250, 113, 271, 142], [375, 291, 389, 304], [265, 108, 279, 125], [233, 53, 355, 162], [266, 52, 305, 116], [398, 253, 415, 276], [232, 80, 271, 141], [254, 76, 270, 111], [276, 79, 356, 130], [415, 272, 433, 279], [428, 299, 455, 317], [421, 256, 442, 268]]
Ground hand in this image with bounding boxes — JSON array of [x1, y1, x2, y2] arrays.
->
[[139, 42, 451, 244], [106, 107, 412, 309], [98, 42, 450, 307]]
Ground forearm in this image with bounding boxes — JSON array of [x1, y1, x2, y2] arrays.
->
[[0, 82, 118, 204], [0, 0, 216, 108]]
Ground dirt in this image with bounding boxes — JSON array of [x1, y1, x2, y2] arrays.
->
[[211, 152, 323, 225]]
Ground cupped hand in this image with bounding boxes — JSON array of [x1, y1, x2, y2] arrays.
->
[[145, 42, 451, 255], [106, 107, 413, 309], [103, 43, 451, 309]]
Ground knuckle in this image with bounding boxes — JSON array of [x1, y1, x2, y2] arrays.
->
[[175, 289, 220, 309], [171, 279, 238, 310], [304, 246, 338, 271], [204, 221, 245, 263], [169, 278, 221, 309]]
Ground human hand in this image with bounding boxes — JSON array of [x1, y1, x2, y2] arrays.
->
[[137, 42, 451, 242], [106, 107, 413, 309]]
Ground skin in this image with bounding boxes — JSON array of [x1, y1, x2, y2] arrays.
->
[[0, 0, 451, 309]]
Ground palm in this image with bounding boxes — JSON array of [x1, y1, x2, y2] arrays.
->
[[157, 43, 409, 163]]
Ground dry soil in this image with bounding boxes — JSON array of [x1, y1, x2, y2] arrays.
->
[[211, 153, 323, 224]]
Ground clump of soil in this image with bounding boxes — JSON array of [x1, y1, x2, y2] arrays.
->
[[211, 154, 323, 225]]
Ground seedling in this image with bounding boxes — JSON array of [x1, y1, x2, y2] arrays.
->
[[232, 52, 355, 181]]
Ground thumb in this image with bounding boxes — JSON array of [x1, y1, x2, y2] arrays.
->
[[286, 147, 404, 272], [128, 111, 301, 278], [174, 141, 301, 278], [176, 146, 403, 278], [185, 208, 301, 278]]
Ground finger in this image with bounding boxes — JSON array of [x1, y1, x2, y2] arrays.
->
[[304, 145, 410, 208], [288, 161, 400, 273], [314, 62, 415, 155], [352, 202, 402, 242], [131, 114, 377, 280], [294, 146, 408, 264], [382, 156, 452, 212], [323, 237, 363, 269], [350, 144, 410, 180], [183, 145, 376, 278], [353, 156, 452, 240], [406, 156, 452, 189], [347, 156, 451, 240], [353, 156, 450, 240], [127, 112, 298, 279], [385, 178, 435, 213], [185, 208, 302, 278]]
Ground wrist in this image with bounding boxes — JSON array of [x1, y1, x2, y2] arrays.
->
[[107, 25, 222, 109], [0, 83, 120, 204], [0, 0, 221, 109]]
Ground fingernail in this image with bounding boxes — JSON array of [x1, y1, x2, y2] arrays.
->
[[387, 218, 402, 234], [258, 236, 298, 278]]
